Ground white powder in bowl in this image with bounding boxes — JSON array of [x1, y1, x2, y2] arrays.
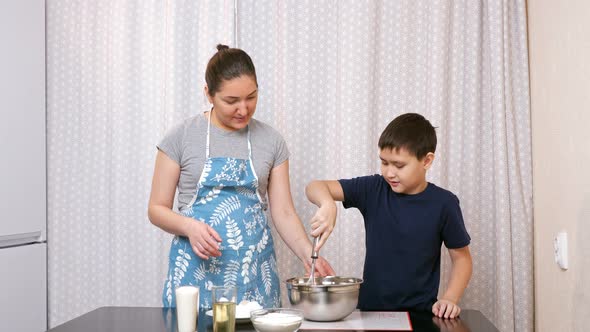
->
[[252, 312, 302, 332], [235, 301, 262, 318]]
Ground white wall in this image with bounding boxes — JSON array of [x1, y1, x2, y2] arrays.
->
[[528, 0, 590, 331], [0, 0, 47, 331]]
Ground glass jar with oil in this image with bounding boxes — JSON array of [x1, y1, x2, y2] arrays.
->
[[212, 285, 237, 332]]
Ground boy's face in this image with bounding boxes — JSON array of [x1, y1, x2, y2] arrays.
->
[[379, 147, 434, 195]]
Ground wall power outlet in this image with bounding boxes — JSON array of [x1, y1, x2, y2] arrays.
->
[[553, 231, 568, 270]]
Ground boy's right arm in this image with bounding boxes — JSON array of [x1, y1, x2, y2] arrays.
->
[[305, 180, 345, 251]]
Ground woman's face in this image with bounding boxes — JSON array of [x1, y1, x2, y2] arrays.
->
[[206, 75, 258, 131]]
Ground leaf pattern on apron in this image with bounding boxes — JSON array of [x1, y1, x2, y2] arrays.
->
[[209, 196, 241, 226]]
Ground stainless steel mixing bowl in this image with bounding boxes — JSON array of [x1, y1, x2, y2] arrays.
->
[[285, 276, 363, 321]]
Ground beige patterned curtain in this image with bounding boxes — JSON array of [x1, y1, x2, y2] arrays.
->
[[238, 1, 533, 332], [47, 1, 532, 331], [46, 0, 235, 326]]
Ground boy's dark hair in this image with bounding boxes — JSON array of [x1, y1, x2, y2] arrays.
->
[[378, 113, 437, 159], [205, 44, 257, 96]]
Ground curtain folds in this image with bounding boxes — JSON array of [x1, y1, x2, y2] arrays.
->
[[47, 0, 236, 326]]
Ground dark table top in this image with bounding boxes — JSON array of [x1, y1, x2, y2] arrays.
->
[[47, 306, 499, 332]]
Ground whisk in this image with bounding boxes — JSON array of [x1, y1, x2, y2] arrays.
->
[[307, 235, 321, 285]]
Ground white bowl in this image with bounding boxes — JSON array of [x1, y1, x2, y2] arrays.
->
[[250, 308, 304, 332]]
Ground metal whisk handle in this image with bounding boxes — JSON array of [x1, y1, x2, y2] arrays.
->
[[311, 235, 321, 258]]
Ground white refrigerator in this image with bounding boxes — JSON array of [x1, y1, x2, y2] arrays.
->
[[0, 0, 47, 331]]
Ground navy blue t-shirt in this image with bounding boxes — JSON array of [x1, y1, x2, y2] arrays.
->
[[339, 175, 471, 312]]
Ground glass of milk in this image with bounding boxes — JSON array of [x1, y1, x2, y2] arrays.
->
[[212, 285, 237, 332], [175, 285, 199, 332]]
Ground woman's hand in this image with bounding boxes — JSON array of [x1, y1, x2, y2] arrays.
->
[[304, 256, 336, 277], [309, 203, 337, 251], [185, 218, 222, 260]]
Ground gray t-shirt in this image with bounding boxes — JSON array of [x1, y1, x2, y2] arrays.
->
[[157, 113, 290, 211]]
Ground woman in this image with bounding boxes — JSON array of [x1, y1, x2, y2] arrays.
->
[[148, 44, 334, 308]]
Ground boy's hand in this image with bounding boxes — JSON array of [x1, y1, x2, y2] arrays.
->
[[309, 203, 337, 250], [432, 299, 461, 319], [432, 316, 469, 332]]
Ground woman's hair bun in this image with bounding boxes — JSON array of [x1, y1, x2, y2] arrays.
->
[[216, 44, 230, 51]]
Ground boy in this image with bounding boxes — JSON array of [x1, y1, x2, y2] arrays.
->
[[306, 113, 472, 319]]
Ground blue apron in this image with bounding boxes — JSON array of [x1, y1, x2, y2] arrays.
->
[[162, 112, 281, 309]]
